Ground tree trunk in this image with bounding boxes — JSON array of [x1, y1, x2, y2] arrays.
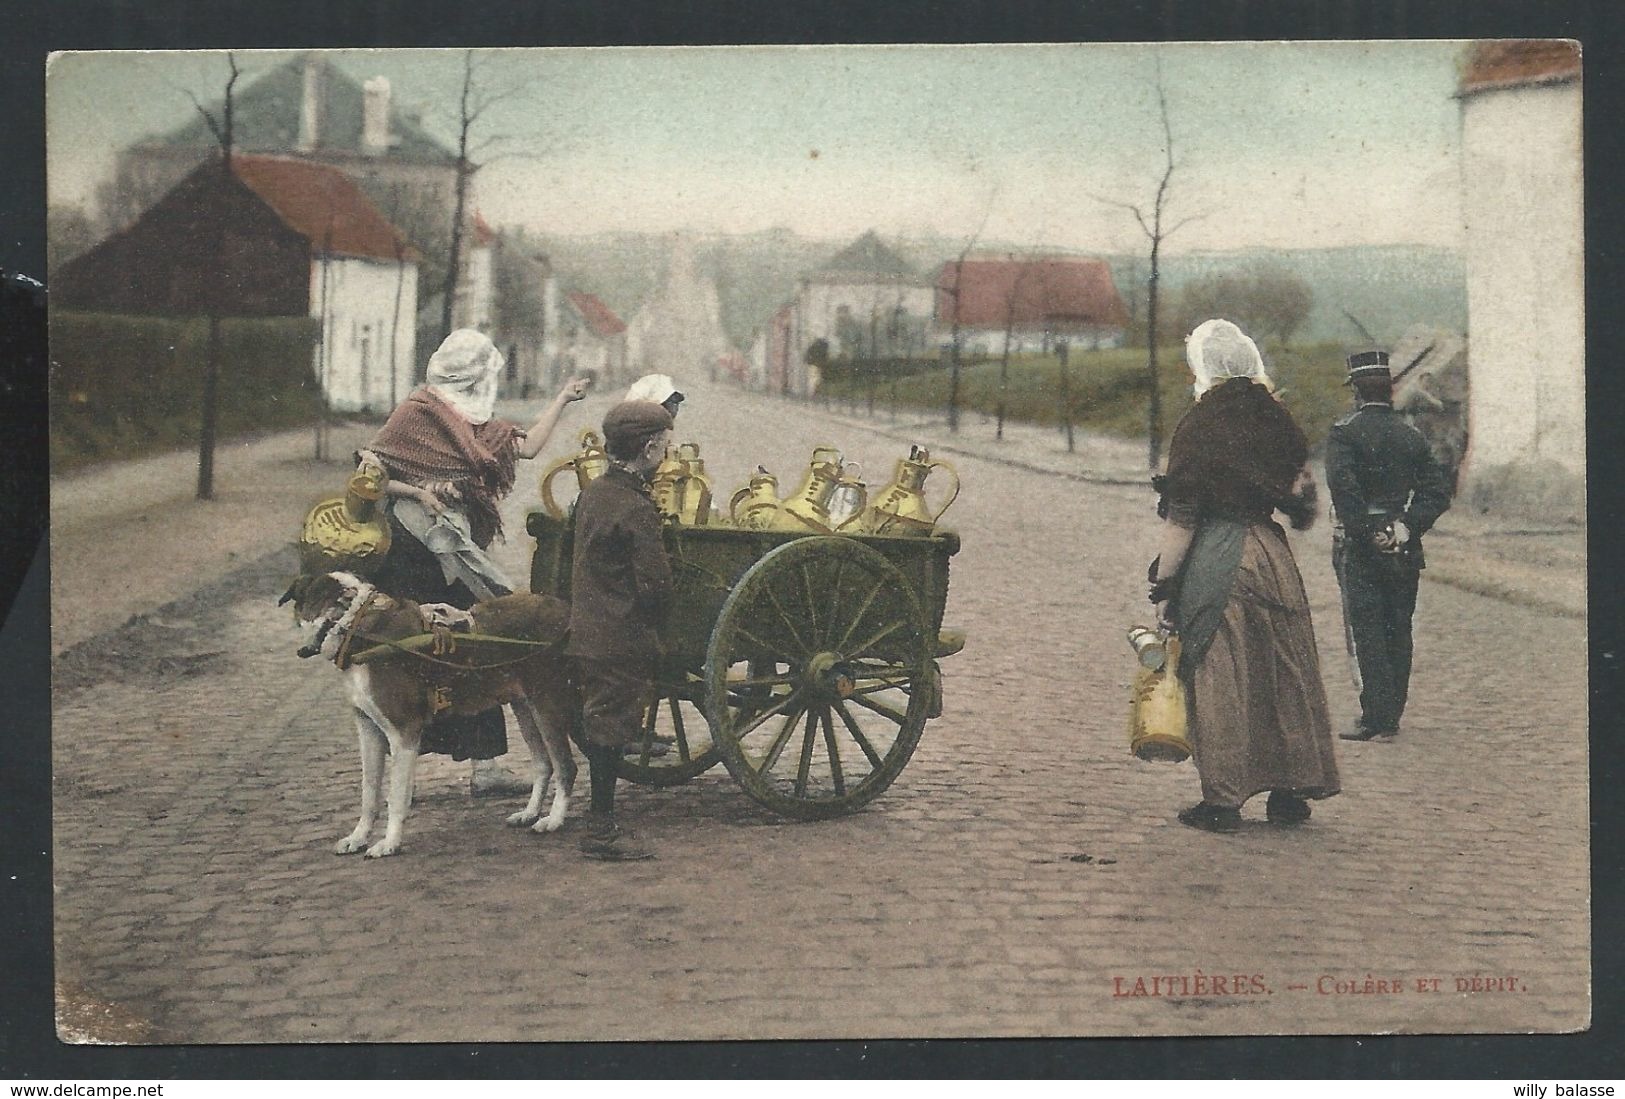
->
[[196, 315, 221, 500], [1059, 340, 1075, 454], [1146, 241, 1163, 470]]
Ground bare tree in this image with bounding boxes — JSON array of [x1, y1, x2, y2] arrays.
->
[[438, 50, 544, 345], [941, 189, 998, 434], [1093, 56, 1208, 470], [181, 52, 242, 500], [994, 252, 1039, 442]]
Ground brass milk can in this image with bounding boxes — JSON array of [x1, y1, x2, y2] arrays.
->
[[829, 461, 870, 532], [729, 466, 782, 530], [773, 446, 844, 532], [299, 459, 393, 575], [673, 441, 714, 525], [538, 428, 611, 518], [649, 445, 687, 522], [858, 445, 961, 536]]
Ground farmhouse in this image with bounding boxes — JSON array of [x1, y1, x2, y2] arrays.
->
[[1457, 40, 1583, 501], [935, 254, 1128, 356], [56, 154, 420, 414]]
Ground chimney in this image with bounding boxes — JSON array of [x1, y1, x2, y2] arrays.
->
[[298, 54, 324, 151], [362, 76, 392, 156]]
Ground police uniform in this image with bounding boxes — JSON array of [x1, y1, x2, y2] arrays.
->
[[1326, 351, 1452, 740]]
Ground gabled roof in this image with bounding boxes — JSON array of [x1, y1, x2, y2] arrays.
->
[[936, 255, 1128, 330], [1460, 40, 1580, 97], [231, 155, 419, 262], [566, 291, 626, 338], [144, 54, 456, 165], [811, 230, 919, 284]]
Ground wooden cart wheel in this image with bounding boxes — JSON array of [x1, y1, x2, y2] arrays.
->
[[615, 673, 723, 787], [704, 536, 933, 819]]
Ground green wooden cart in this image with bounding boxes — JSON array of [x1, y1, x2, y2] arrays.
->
[[528, 510, 962, 819]]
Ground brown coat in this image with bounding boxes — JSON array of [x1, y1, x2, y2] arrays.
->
[[565, 466, 673, 661]]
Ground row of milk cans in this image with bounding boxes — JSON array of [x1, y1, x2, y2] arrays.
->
[[540, 432, 960, 537]]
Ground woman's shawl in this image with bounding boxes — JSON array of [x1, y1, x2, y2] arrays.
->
[[1158, 377, 1308, 520], [1157, 378, 1310, 676], [367, 387, 522, 549]]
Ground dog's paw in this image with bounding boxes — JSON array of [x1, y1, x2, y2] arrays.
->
[[334, 834, 369, 855], [532, 815, 565, 835], [364, 840, 401, 858], [507, 808, 542, 827]]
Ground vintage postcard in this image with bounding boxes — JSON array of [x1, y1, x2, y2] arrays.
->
[[44, 41, 1586, 1042]]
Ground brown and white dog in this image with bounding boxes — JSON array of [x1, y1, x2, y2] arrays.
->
[[281, 571, 578, 857]]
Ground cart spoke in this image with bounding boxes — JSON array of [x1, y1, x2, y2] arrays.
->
[[834, 579, 886, 652], [733, 689, 804, 740], [834, 700, 885, 769], [793, 707, 820, 797], [634, 697, 660, 766], [844, 619, 907, 660], [847, 691, 909, 726], [824, 559, 846, 647], [736, 624, 796, 662], [724, 671, 798, 689], [799, 562, 820, 642], [762, 586, 813, 659], [821, 706, 846, 796], [757, 706, 805, 774], [850, 678, 911, 696], [669, 697, 691, 763]]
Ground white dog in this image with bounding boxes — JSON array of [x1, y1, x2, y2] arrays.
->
[[281, 571, 578, 857]]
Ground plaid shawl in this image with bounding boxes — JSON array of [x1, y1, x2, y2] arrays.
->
[[368, 387, 522, 548]]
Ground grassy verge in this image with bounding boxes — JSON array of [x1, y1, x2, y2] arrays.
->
[[50, 389, 329, 472], [819, 342, 1353, 450]]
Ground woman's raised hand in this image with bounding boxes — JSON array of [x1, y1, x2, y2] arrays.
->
[[559, 376, 591, 404]]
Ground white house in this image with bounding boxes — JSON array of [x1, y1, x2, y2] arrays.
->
[[54, 153, 420, 415], [1458, 40, 1584, 495], [933, 253, 1128, 357], [784, 231, 935, 396]]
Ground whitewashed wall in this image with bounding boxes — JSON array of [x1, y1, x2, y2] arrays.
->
[[1460, 80, 1584, 475], [310, 256, 419, 413], [796, 280, 935, 348]]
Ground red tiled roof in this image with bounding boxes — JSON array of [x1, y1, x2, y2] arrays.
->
[[230, 154, 419, 262], [936, 255, 1128, 330], [1460, 40, 1580, 96], [567, 291, 626, 338]]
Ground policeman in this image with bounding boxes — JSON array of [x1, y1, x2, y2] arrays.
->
[[1326, 351, 1452, 741]]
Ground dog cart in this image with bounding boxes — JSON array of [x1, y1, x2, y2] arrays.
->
[[527, 511, 963, 820]]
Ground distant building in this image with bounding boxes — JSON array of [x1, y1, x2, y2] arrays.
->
[[625, 234, 729, 386], [105, 54, 459, 240], [57, 154, 420, 414], [783, 231, 934, 396], [934, 254, 1128, 356], [560, 291, 629, 385], [1458, 40, 1583, 494]]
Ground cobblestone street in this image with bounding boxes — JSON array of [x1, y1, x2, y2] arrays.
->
[[50, 380, 1590, 1042]]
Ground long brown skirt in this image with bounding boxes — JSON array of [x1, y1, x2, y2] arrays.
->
[[1187, 522, 1340, 808]]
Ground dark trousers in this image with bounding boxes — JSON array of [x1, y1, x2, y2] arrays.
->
[[1335, 543, 1420, 732]]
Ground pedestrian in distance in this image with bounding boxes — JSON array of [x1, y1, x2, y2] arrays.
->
[[1326, 350, 1453, 742], [1148, 319, 1341, 834], [359, 328, 590, 796], [567, 399, 677, 861]]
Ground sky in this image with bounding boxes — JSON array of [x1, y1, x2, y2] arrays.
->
[[46, 42, 1469, 253]]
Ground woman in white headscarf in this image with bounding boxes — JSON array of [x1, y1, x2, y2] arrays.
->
[[1147, 319, 1339, 833], [625, 373, 685, 419], [361, 329, 589, 793]]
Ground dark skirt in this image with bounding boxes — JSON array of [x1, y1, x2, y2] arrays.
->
[[370, 511, 508, 761], [1183, 522, 1340, 808]]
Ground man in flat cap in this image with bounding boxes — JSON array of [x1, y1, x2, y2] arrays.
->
[[1326, 351, 1452, 742], [567, 399, 675, 859]]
